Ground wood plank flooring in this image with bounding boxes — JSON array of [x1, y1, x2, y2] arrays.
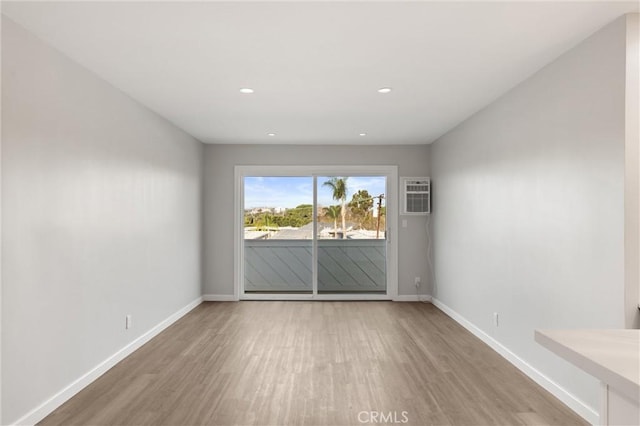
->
[[40, 302, 587, 426]]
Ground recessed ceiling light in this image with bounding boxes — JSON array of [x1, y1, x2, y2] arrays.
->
[[359, 133, 367, 137], [377, 87, 392, 94], [240, 88, 254, 94], [267, 133, 276, 137]]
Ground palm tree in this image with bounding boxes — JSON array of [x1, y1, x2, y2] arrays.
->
[[323, 177, 348, 238], [325, 205, 341, 238]]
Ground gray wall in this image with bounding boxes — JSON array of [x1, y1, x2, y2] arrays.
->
[[430, 16, 626, 414], [203, 144, 430, 297], [624, 14, 640, 329], [1, 17, 203, 424]]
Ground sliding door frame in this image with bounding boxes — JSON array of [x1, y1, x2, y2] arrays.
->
[[234, 165, 398, 301]]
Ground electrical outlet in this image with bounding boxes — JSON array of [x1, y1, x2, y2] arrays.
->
[[125, 314, 132, 330], [493, 312, 499, 327], [414, 276, 421, 288]]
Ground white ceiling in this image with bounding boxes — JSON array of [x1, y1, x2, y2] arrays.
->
[[2, 1, 638, 145]]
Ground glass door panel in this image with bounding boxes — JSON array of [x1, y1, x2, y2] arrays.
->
[[316, 176, 387, 294], [243, 176, 313, 293]]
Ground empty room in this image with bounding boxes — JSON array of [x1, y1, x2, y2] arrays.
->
[[1, 1, 639, 425]]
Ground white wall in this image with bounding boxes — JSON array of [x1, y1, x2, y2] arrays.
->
[[429, 16, 627, 419], [624, 13, 640, 329], [203, 144, 430, 298], [1, 17, 203, 424], [0, 15, 4, 424]]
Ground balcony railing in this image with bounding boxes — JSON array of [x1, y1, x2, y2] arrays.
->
[[244, 239, 386, 293]]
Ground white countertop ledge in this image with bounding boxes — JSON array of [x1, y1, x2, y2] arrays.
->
[[535, 329, 640, 401]]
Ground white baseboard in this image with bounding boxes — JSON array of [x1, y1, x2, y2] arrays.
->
[[13, 297, 203, 426], [205, 294, 432, 302], [431, 298, 598, 425], [393, 294, 432, 302], [202, 294, 238, 301]]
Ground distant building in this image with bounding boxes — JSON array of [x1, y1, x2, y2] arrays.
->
[[246, 206, 287, 215]]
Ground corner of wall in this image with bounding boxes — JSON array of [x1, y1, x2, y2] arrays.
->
[[199, 141, 207, 299], [11, 297, 202, 426], [0, 161, 3, 426], [625, 12, 640, 329], [431, 298, 599, 425]]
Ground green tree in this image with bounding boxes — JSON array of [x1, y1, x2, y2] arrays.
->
[[324, 205, 341, 238], [253, 204, 312, 228], [254, 213, 278, 231], [348, 190, 373, 228], [244, 213, 255, 226], [323, 177, 348, 237], [282, 204, 313, 227]]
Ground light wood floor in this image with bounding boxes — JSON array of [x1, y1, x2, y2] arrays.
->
[[41, 302, 587, 426]]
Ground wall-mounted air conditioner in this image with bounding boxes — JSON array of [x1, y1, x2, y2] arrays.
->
[[401, 177, 430, 215]]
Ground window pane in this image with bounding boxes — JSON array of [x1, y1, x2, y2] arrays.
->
[[316, 176, 386, 293], [243, 176, 313, 293]]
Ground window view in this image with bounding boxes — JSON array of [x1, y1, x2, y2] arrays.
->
[[316, 176, 386, 240], [244, 176, 313, 293], [317, 176, 387, 294], [244, 177, 314, 241], [243, 175, 386, 295]]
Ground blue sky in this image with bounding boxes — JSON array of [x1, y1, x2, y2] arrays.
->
[[244, 176, 386, 209]]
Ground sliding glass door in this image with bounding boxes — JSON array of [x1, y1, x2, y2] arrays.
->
[[316, 176, 386, 294], [236, 166, 397, 300], [243, 176, 313, 294]]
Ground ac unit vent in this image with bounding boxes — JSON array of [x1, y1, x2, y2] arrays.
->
[[402, 177, 430, 215]]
